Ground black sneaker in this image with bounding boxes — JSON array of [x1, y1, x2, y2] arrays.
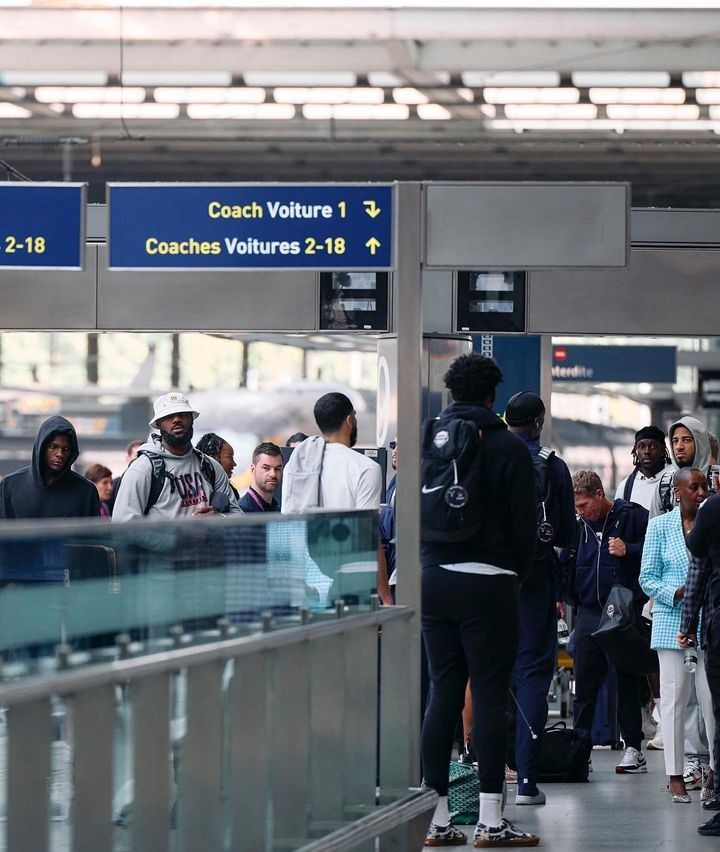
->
[[473, 818, 539, 847], [703, 792, 720, 811], [699, 813, 720, 836], [425, 823, 468, 846]]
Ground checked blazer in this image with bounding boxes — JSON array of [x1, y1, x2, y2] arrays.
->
[[640, 507, 701, 650]]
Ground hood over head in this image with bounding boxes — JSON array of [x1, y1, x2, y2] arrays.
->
[[669, 415, 712, 472], [31, 415, 80, 487]]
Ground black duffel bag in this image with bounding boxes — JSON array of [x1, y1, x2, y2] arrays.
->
[[537, 722, 592, 783], [591, 584, 659, 676]]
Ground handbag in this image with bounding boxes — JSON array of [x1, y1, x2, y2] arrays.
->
[[537, 722, 592, 782], [443, 761, 507, 825], [591, 584, 659, 675]]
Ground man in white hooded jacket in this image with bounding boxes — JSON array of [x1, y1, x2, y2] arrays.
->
[[113, 392, 241, 521], [649, 416, 712, 520]]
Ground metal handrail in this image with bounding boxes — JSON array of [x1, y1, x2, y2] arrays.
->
[[297, 789, 437, 852], [0, 605, 412, 707]]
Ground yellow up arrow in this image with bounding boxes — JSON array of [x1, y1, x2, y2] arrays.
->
[[365, 237, 381, 255], [363, 200, 381, 219]]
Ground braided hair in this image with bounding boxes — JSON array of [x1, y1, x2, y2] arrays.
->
[[195, 432, 226, 461]]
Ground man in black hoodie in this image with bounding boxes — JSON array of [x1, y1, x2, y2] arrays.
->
[[0, 416, 99, 582], [421, 355, 539, 848]]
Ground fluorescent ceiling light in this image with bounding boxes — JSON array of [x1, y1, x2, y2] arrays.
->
[[707, 106, 720, 120], [606, 104, 699, 120], [302, 103, 409, 120], [121, 71, 231, 86], [0, 72, 108, 86], [457, 88, 475, 103], [684, 72, 720, 88], [463, 72, 560, 87], [695, 89, 720, 104], [49, 103, 65, 113], [480, 104, 496, 118], [72, 103, 179, 119], [35, 86, 145, 104], [393, 88, 428, 105], [245, 72, 356, 87], [0, 102, 31, 118], [417, 103, 451, 120], [154, 87, 265, 103], [589, 88, 685, 104], [484, 87, 579, 104], [368, 72, 404, 88], [187, 103, 295, 119], [273, 87, 383, 104], [504, 104, 597, 119], [489, 119, 718, 132], [572, 72, 670, 87]]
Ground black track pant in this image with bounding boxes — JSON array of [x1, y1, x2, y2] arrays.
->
[[421, 566, 519, 796]]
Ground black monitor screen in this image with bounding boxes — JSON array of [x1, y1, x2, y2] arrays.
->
[[456, 271, 526, 333], [319, 271, 389, 331]]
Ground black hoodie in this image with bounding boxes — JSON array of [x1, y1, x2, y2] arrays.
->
[[421, 402, 538, 580], [0, 416, 99, 521]]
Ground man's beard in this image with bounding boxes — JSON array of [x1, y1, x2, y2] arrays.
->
[[349, 421, 358, 447], [161, 425, 193, 451]]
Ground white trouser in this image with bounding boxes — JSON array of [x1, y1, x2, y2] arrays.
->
[[657, 648, 715, 777]]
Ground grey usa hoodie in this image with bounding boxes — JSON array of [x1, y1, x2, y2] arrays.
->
[[112, 432, 242, 522], [649, 415, 712, 518]]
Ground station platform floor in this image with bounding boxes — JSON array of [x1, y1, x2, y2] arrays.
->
[[493, 747, 717, 852]]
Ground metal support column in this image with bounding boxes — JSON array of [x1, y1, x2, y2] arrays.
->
[[393, 182, 423, 784]]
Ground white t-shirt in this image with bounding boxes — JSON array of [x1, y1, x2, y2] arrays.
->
[[319, 443, 382, 510], [614, 464, 675, 512]]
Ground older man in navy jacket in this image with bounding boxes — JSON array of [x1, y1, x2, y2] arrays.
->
[[564, 470, 649, 775]]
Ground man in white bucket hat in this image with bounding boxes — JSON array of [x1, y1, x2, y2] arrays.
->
[[112, 392, 241, 521]]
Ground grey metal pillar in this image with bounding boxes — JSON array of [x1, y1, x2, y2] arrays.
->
[[539, 335, 554, 443], [392, 182, 423, 783]]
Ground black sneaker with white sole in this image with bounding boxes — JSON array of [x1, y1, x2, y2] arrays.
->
[[473, 818, 539, 847]]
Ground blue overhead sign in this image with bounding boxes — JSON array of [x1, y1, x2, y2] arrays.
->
[[552, 345, 676, 384], [0, 183, 86, 269], [107, 183, 393, 270]]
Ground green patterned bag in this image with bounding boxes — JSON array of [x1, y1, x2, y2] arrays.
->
[[447, 762, 507, 824]]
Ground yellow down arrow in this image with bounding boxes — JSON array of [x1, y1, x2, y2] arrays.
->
[[363, 200, 381, 218], [365, 237, 381, 254]]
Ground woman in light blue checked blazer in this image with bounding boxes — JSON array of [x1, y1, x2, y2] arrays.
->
[[640, 467, 715, 803]]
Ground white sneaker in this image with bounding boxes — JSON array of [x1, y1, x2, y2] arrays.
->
[[615, 746, 647, 774], [684, 758, 707, 790]]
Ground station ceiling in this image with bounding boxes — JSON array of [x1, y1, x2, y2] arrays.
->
[[3, 2, 720, 207]]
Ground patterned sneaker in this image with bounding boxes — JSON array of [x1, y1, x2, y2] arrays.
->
[[684, 758, 705, 790], [425, 823, 468, 846], [615, 746, 647, 774], [473, 818, 539, 847]]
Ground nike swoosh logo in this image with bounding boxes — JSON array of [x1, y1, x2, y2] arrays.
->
[[421, 485, 444, 494]]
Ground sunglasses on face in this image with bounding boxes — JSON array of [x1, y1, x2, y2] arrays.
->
[[389, 441, 397, 450]]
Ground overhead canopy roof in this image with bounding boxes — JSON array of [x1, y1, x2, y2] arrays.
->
[[3, 2, 720, 204]]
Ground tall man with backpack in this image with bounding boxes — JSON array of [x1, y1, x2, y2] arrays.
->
[[504, 391, 576, 806], [420, 355, 539, 848], [112, 392, 241, 521]]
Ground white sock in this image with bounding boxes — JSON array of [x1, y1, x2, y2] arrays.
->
[[479, 792, 503, 828], [431, 796, 450, 827]]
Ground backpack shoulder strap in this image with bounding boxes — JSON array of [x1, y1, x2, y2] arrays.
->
[[658, 470, 675, 512], [194, 449, 217, 491], [535, 446, 554, 501], [136, 450, 168, 515], [623, 469, 638, 502]]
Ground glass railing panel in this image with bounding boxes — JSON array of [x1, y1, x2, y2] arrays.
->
[[0, 510, 379, 676]]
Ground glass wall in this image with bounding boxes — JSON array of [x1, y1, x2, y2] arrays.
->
[[0, 510, 380, 678]]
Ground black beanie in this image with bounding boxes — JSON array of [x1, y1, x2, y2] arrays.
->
[[505, 391, 545, 426], [634, 426, 666, 444]]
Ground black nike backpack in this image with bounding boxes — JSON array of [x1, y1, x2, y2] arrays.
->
[[420, 414, 483, 543]]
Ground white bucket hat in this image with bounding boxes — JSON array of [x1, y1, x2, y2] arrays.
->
[[149, 392, 200, 428]]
